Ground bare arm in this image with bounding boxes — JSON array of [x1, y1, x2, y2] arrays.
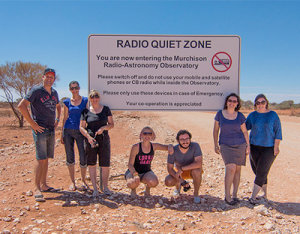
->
[[18, 99, 44, 133], [60, 104, 69, 144], [167, 162, 179, 180], [79, 120, 94, 145], [95, 115, 114, 136], [181, 155, 202, 171], [128, 144, 139, 174], [54, 103, 61, 131], [274, 139, 281, 156], [128, 144, 140, 183], [240, 123, 250, 155], [153, 143, 174, 155], [213, 120, 220, 154]]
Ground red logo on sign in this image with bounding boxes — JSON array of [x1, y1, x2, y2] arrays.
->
[[211, 52, 232, 72]]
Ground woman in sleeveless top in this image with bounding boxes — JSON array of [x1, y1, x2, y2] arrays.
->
[[125, 126, 173, 196]]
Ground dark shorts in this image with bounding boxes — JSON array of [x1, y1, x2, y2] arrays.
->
[[32, 129, 55, 160], [84, 134, 111, 167], [124, 169, 152, 181]]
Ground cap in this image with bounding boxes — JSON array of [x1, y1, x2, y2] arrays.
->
[[44, 68, 56, 76]]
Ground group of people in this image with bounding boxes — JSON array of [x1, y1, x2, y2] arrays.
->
[[213, 93, 282, 205], [18, 68, 282, 205]]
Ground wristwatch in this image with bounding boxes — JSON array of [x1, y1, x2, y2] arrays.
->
[[56, 118, 60, 122]]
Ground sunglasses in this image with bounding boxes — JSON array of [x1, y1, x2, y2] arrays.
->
[[142, 132, 152, 136], [70, 86, 79, 90], [179, 138, 190, 142], [44, 68, 55, 76], [228, 99, 238, 103], [44, 68, 56, 75], [256, 100, 266, 105], [90, 94, 100, 99]]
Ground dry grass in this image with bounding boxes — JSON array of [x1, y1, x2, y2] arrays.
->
[[0, 107, 299, 124], [276, 108, 300, 117]]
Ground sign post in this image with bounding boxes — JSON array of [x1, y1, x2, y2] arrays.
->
[[88, 34, 241, 111]]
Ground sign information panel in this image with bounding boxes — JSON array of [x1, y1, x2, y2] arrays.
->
[[88, 35, 241, 111]]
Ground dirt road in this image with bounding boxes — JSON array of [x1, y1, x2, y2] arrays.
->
[[0, 111, 300, 233]]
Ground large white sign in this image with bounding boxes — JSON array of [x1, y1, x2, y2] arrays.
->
[[88, 35, 240, 111]]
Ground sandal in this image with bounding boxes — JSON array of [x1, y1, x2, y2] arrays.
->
[[249, 198, 259, 205], [181, 180, 191, 192], [224, 198, 238, 205], [34, 194, 46, 202], [233, 198, 240, 202], [257, 196, 268, 202], [78, 185, 88, 191], [41, 187, 60, 193], [68, 184, 77, 191], [104, 189, 113, 196], [92, 190, 99, 197]]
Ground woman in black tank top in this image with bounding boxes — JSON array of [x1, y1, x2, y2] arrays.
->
[[125, 126, 173, 196]]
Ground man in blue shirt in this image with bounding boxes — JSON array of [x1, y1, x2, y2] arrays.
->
[[18, 68, 61, 202]]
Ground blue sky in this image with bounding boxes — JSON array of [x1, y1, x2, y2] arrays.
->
[[1, 0, 299, 103]]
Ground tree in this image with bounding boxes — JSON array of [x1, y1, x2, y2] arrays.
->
[[277, 100, 294, 110], [242, 100, 254, 110], [0, 61, 59, 127], [60, 97, 69, 106]]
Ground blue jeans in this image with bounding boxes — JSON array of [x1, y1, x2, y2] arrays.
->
[[63, 128, 87, 168], [32, 129, 55, 160]]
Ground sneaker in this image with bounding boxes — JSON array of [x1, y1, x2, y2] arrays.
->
[[173, 188, 180, 197], [194, 196, 201, 204]]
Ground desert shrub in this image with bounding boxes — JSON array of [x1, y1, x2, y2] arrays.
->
[[0, 108, 13, 117], [242, 100, 254, 110], [291, 108, 300, 117], [60, 97, 69, 106], [276, 100, 294, 110]]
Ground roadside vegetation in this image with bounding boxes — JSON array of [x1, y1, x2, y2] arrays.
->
[[0, 99, 299, 127], [241, 100, 300, 117]]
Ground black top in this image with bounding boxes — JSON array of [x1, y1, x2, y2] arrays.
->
[[25, 85, 59, 130], [134, 142, 154, 174], [80, 106, 112, 137]]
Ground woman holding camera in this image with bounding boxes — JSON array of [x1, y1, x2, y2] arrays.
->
[[80, 90, 114, 197]]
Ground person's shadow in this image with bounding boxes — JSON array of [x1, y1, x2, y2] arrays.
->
[[46, 190, 300, 216], [272, 201, 300, 216]]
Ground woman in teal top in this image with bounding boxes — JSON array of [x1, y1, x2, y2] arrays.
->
[[246, 94, 282, 205], [61, 81, 88, 191]]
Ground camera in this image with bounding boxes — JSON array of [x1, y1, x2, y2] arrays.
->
[[91, 141, 99, 148]]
